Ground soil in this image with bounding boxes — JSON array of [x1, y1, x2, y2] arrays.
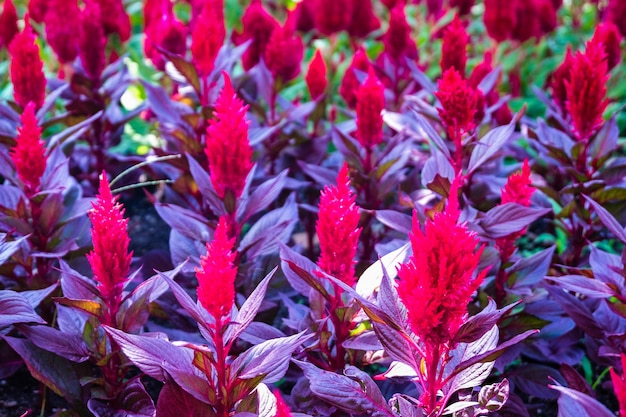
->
[[0, 368, 69, 417]]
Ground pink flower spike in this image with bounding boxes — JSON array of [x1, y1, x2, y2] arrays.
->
[[306, 49, 328, 100], [273, 390, 294, 417], [192, 0, 225, 77], [436, 68, 479, 137], [264, 13, 304, 83], [397, 180, 487, 346], [10, 102, 47, 195], [44, 0, 80, 64], [316, 163, 362, 288], [339, 48, 370, 109], [205, 73, 254, 200], [9, 18, 46, 110], [611, 353, 626, 417], [196, 217, 237, 320], [87, 172, 132, 325], [356, 69, 385, 150], [592, 22, 623, 72], [441, 14, 469, 76], [501, 159, 534, 207], [78, 1, 107, 80], [0, 0, 18, 50], [234, 0, 278, 71]]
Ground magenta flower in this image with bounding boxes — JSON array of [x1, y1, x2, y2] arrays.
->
[[449, 0, 475, 16], [273, 390, 294, 417], [205, 73, 254, 200], [28, 0, 48, 23], [263, 14, 304, 83], [316, 164, 361, 288], [436, 68, 479, 137], [44, 0, 79, 64], [9, 18, 46, 110], [441, 14, 469, 76], [0, 0, 18, 50], [397, 183, 487, 346], [347, 0, 380, 39], [234, 0, 278, 71], [550, 47, 574, 115], [10, 103, 47, 196], [314, 0, 353, 36], [606, 0, 626, 37], [145, 6, 187, 71], [610, 353, 626, 417], [78, 1, 107, 80], [339, 48, 370, 109], [483, 0, 516, 42], [383, 3, 418, 62], [191, 0, 225, 77], [592, 22, 623, 71], [306, 49, 327, 100], [356, 69, 385, 150], [92, 0, 131, 42], [196, 217, 237, 320], [87, 173, 132, 325]]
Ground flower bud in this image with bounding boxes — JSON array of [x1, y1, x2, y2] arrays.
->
[[306, 49, 328, 100]]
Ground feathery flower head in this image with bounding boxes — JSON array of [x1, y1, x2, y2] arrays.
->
[[196, 216, 237, 320], [511, 0, 540, 42], [87, 173, 132, 313], [537, 0, 557, 36], [235, 0, 279, 70], [314, 0, 353, 36], [10, 103, 47, 195], [78, 1, 107, 80], [435, 68, 479, 137], [264, 13, 304, 83], [205, 73, 254, 200], [483, 0, 517, 42], [339, 47, 370, 109], [9, 18, 46, 110], [92, 0, 131, 42], [191, 0, 225, 77], [0, 0, 18, 50], [356, 69, 385, 150], [606, 0, 626, 38], [347, 0, 380, 39], [397, 180, 487, 346], [273, 390, 294, 417], [145, 6, 187, 71], [468, 51, 493, 88], [565, 37, 609, 142], [502, 160, 534, 206], [143, 0, 164, 31], [449, 0, 475, 16], [316, 164, 361, 288], [28, 0, 48, 23], [44, 0, 79, 64], [383, 2, 416, 61], [592, 22, 623, 71], [306, 49, 328, 100], [610, 353, 626, 417], [550, 47, 574, 115], [294, 0, 315, 33], [381, 0, 404, 9], [441, 14, 469, 76]]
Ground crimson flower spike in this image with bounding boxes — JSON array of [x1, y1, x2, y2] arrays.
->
[[234, 0, 279, 71], [0, 0, 18, 50], [93, 0, 131, 42], [610, 353, 626, 417], [397, 178, 487, 348], [316, 163, 361, 288], [9, 16, 46, 110], [356, 69, 385, 152], [78, 1, 107, 81], [565, 36, 609, 142], [273, 390, 294, 417], [44, 0, 79, 65], [305, 49, 327, 101], [264, 12, 304, 83], [192, 0, 225, 78], [314, 0, 353, 36], [196, 216, 237, 321], [550, 46, 574, 116], [441, 14, 469, 76], [501, 159, 534, 207], [339, 47, 370, 109], [205, 73, 254, 202], [592, 22, 622, 72], [10, 102, 47, 196], [87, 173, 132, 326]]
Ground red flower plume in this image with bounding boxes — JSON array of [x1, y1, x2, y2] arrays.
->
[[10, 103, 47, 195], [606, 0, 626, 38], [9, 18, 46, 110], [441, 14, 469, 76], [294, 0, 315, 33], [145, 3, 187, 71], [435, 68, 479, 137], [592, 22, 623, 71], [273, 390, 294, 417], [87, 173, 133, 324], [565, 37, 609, 141], [192, 0, 225, 77], [339, 48, 370, 108], [205, 73, 254, 200], [347, 0, 380, 39], [501, 159, 534, 207], [92, 0, 131, 42], [196, 216, 237, 320], [0, 0, 18, 50], [314, 0, 353, 36], [511, 0, 540, 42], [550, 47, 574, 115], [383, 2, 417, 61], [28, 0, 48, 23], [397, 180, 487, 346], [316, 164, 361, 288], [78, 1, 107, 80], [264, 14, 304, 83], [610, 353, 626, 417], [44, 0, 79, 64], [306, 49, 327, 100], [234, 0, 279, 70], [356, 69, 385, 150], [449, 0, 475, 16], [483, 0, 517, 42]]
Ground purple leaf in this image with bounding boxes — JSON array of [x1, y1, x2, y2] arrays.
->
[[0, 234, 25, 265], [588, 115, 618, 161], [297, 161, 337, 186], [447, 325, 499, 393], [0, 290, 46, 328], [233, 331, 308, 383], [58, 260, 98, 300], [156, 377, 216, 417], [141, 81, 184, 126], [421, 147, 455, 191], [155, 203, 212, 242], [552, 275, 614, 298], [279, 242, 328, 298], [476, 379, 509, 413], [468, 117, 516, 174], [256, 383, 277, 417], [584, 195, 626, 244], [480, 203, 551, 239], [510, 364, 565, 399], [550, 385, 615, 417], [159, 49, 201, 95], [508, 246, 555, 294], [544, 286, 604, 338], [477, 66, 502, 95], [17, 325, 89, 362], [187, 154, 225, 216], [559, 364, 594, 398], [356, 242, 411, 300], [19, 284, 58, 309], [88, 378, 156, 417], [589, 246, 623, 287], [454, 300, 518, 344], [375, 210, 412, 234], [237, 169, 288, 223]]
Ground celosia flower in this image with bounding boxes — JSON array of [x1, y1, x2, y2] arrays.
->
[[468, 51, 493, 88], [28, 0, 48, 23], [383, 3, 416, 61], [356, 69, 385, 150], [426, 0, 444, 18], [511, 0, 539, 42], [537, 0, 557, 36], [606, 0, 626, 38], [397, 181, 487, 346], [143, 0, 163, 32], [78, 1, 107, 80], [274, 390, 294, 417], [339, 47, 370, 108], [565, 37, 609, 141], [0, 0, 18, 50], [196, 216, 237, 320], [294, 0, 315, 33], [145, 6, 187, 71], [441, 15, 468, 76], [264, 14, 304, 83], [610, 353, 626, 417], [192, 0, 225, 77], [483, 0, 517, 42], [316, 164, 361, 288], [306, 49, 327, 100], [10, 103, 47, 195], [93, 0, 131, 42], [314, 0, 353, 36], [592, 22, 623, 71], [234, 0, 278, 70], [449, 0, 475, 16], [435, 68, 479, 137], [9, 19, 46, 110], [347, 0, 380, 39], [550, 47, 574, 114], [205, 73, 254, 200], [44, 0, 80, 64], [87, 173, 132, 324], [381, 0, 404, 9]]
